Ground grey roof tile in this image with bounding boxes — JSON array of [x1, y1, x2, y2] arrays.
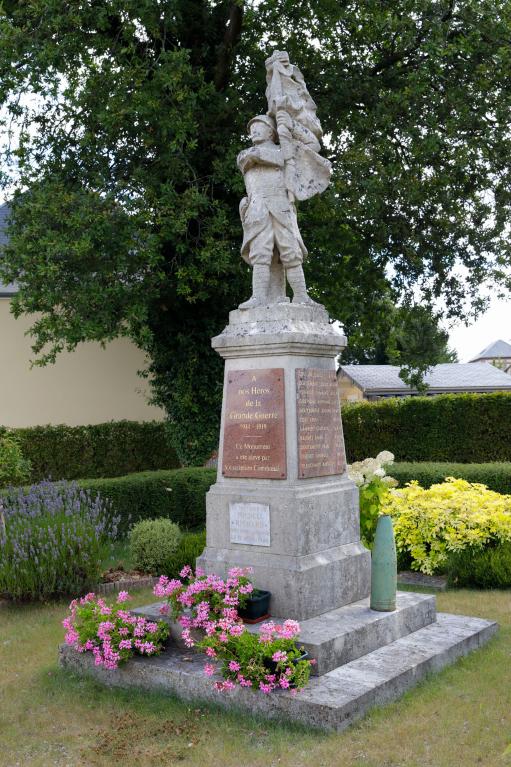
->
[[469, 339, 511, 362], [339, 363, 511, 392]]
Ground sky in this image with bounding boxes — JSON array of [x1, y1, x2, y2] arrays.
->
[[447, 297, 511, 363]]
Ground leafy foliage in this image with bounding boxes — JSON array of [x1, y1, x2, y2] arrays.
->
[[72, 467, 213, 535], [0, 433, 31, 488], [52, 467, 214, 536], [63, 592, 169, 668], [447, 542, 511, 589], [382, 477, 511, 574], [391, 462, 511, 496], [347, 451, 397, 545], [343, 393, 511, 463], [1, 1, 511, 461], [0, 421, 179, 483], [129, 518, 182, 575], [162, 530, 207, 578]]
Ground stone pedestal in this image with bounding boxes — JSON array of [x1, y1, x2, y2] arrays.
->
[[197, 303, 370, 621]]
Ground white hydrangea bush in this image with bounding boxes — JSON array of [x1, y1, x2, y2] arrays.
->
[[347, 451, 398, 489]]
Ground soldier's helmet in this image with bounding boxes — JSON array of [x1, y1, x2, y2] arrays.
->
[[247, 114, 278, 142]]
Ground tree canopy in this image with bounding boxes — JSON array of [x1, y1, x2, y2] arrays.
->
[[1, 0, 510, 463]]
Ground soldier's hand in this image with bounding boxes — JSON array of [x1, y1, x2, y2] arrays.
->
[[276, 111, 293, 130]]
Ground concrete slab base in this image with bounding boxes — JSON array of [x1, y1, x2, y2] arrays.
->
[[59, 613, 497, 732]]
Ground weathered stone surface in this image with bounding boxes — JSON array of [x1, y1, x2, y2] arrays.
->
[[134, 591, 436, 676], [236, 51, 331, 309], [398, 571, 448, 591], [200, 301, 367, 622], [250, 591, 436, 675], [212, 302, 345, 358], [198, 540, 371, 622], [59, 613, 498, 732]]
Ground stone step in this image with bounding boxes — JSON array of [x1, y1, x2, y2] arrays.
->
[[247, 591, 436, 675], [59, 612, 497, 733], [133, 591, 436, 676]]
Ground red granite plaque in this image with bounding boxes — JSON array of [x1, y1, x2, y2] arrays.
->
[[296, 368, 346, 478], [222, 369, 286, 479]]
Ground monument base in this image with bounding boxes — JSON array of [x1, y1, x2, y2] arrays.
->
[[199, 475, 372, 621], [59, 608, 497, 732]]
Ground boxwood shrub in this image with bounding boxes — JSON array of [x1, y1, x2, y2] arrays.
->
[[0, 421, 180, 484], [342, 392, 511, 463], [391, 462, 511, 495]]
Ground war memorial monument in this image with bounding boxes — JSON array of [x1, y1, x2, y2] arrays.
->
[[61, 51, 497, 731]]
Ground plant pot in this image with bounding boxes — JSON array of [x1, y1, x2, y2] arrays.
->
[[238, 590, 271, 623], [263, 648, 310, 675]]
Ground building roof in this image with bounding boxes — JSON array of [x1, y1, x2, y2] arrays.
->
[[469, 339, 511, 362], [339, 363, 511, 394], [0, 201, 17, 296]]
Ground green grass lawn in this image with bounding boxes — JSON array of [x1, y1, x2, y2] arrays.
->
[[1, 588, 510, 767]]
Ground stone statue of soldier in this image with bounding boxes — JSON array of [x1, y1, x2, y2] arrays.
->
[[237, 51, 332, 310]]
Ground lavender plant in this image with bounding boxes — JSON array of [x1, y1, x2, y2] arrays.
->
[[0, 480, 119, 601]]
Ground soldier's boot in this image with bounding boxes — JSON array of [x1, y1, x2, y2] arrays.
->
[[286, 265, 322, 306], [238, 265, 271, 309]]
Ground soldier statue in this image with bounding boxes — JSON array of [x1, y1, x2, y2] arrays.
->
[[237, 50, 332, 309]]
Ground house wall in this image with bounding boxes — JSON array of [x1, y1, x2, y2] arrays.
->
[[0, 299, 165, 427], [337, 372, 364, 402], [490, 358, 511, 374]]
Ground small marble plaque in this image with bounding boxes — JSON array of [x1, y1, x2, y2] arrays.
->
[[229, 502, 271, 546]]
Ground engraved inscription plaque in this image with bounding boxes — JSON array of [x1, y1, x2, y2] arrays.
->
[[222, 368, 286, 478], [296, 368, 346, 478], [229, 502, 271, 546]]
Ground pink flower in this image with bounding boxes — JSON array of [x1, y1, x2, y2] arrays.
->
[[228, 624, 244, 637], [228, 660, 241, 672], [159, 603, 170, 615], [218, 632, 229, 643], [119, 639, 132, 650], [181, 628, 195, 648], [277, 619, 300, 639], [119, 627, 129, 637], [116, 591, 130, 603], [279, 677, 291, 689], [205, 646, 217, 658], [259, 682, 273, 694], [238, 675, 252, 687], [204, 663, 216, 677], [180, 565, 192, 578], [272, 650, 288, 663]]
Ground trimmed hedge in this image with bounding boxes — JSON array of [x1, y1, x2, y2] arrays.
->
[[79, 467, 216, 536], [0, 421, 180, 482], [447, 543, 511, 589], [391, 462, 511, 496], [342, 392, 511, 463]]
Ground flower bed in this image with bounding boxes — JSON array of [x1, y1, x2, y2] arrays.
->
[[154, 567, 314, 693], [63, 591, 169, 669]]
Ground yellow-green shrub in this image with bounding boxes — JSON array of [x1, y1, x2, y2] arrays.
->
[[381, 477, 511, 574]]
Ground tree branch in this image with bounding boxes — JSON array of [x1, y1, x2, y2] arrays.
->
[[214, 2, 244, 92]]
